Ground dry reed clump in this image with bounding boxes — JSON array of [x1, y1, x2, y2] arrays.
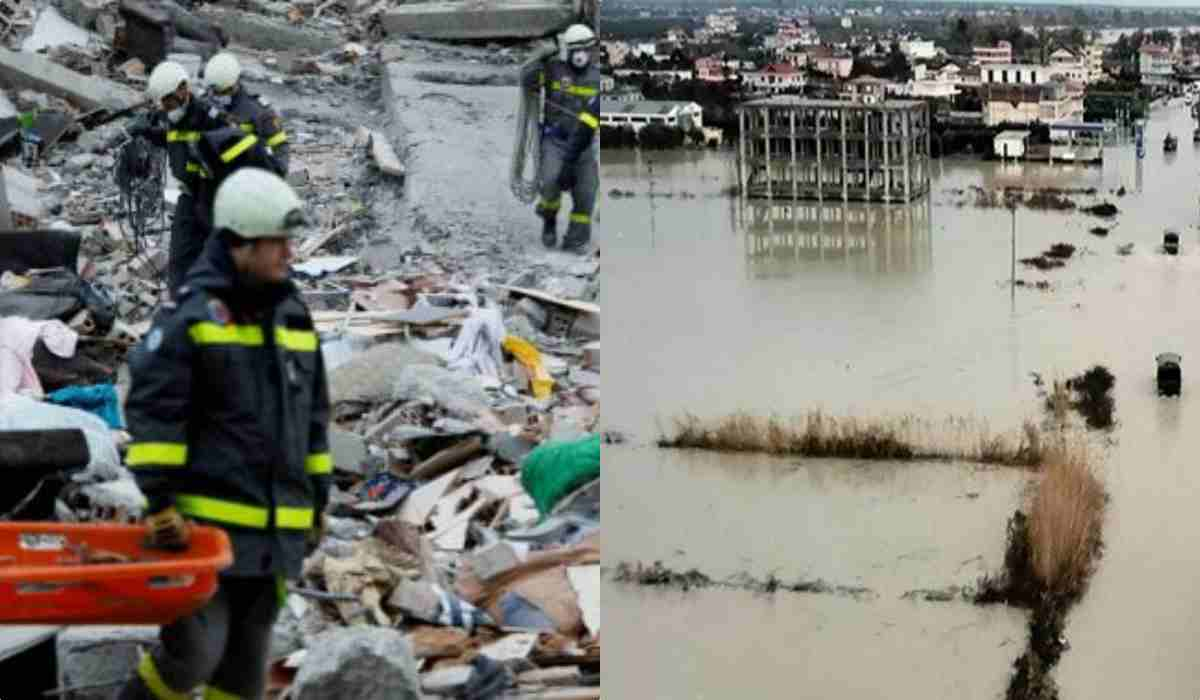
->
[[659, 412, 1046, 467], [1028, 441, 1106, 598]]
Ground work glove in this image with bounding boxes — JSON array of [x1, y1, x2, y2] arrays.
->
[[144, 506, 191, 551], [306, 511, 326, 554]]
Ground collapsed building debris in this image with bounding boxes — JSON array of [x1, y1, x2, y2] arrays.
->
[[0, 0, 598, 694]]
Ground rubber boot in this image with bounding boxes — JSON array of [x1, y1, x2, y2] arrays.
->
[[541, 215, 557, 249]]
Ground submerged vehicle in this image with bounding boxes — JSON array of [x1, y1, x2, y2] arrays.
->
[[1165, 133, 1179, 152], [1164, 230, 1180, 255], [1158, 353, 1182, 396]]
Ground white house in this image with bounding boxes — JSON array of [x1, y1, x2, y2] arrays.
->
[[1139, 43, 1174, 86], [600, 99, 704, 133], [1048, 48, 1087, 83], [900, 40, 936, 60], [982, 63, 1050, 85], [994, 130, 1029, 159], [974, 40, 1012, 65], [741, 62, 806, 94]]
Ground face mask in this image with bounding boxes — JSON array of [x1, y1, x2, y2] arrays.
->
[[570, 49, 590, 69], [213, 94, 233, 108], [166, 105, 186, 124]]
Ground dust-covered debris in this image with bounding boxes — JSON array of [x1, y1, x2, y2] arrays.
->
[[611, 560, 877, 600], [0, 0, 601, 696]]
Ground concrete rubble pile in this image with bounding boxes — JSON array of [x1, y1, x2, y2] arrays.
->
[[0, 0, 601, 696]]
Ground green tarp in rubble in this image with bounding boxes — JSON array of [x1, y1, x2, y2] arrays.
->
[[520, 433, 600, 518]]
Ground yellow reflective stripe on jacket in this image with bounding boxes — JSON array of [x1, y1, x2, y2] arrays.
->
[[166, 130, 201, 143], [266, 131, 288, 147], [138, 653, 190, 700], [176, 494, 314, 530], [189, 322, 264, 347], [570, 212, 591, 224], [239, 122, 255, 134], [276, 327, 317, 352], [305, 452, 333, 475], [219, 134, 258, 163], [549, 81, 598, 97], [190, 323, 316, 350], [202, 686, 242, 700], [578, 111, 599, 129], [126, 442, 188, 467], [185, 162, 211, 178]]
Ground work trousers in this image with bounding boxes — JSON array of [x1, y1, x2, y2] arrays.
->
[[117, 576, 280, 700], [536, 139, 598, 249], [167, 194, 210, 299]]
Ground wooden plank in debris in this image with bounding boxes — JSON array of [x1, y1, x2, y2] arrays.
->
[[312, 305, 466, 326], [296, 222, 349, 260], [497, 285, 599, 317], [397, 467, 461, 526], [368, 130, 405, 179], [408, 435, 484, 481], [517, 666, 582, 687]]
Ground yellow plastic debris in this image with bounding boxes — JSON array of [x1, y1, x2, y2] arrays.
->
[[502, 336, 555, 399]]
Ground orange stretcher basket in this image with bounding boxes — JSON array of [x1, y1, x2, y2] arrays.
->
[[0, 522, 232, 625]]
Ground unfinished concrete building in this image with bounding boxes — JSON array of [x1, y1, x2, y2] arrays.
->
[[737, 97, 932, 203], [741, 198, 932, 276]]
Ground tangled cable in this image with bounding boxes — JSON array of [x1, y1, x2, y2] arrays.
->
[[114, 134, 167, 282]]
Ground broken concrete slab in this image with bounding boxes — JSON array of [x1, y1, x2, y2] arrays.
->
[[329, 341, 444, 404], [467, 540, 521, 581], [391, 363, 492, 421], [57, 626, 158, 700], [380, 0, 575, 41], [292, 627, 421, 700], [329, 425, 368, 474], [420, 664, 473, 695], [0, 47, 141, 111], [382, 59, 537, 251], [368, 129, 404, 180], [22, 6, 94, 52], [581, 342, 598, 370], [5, 166, 45, 223], [57, 0, 108, 30], [196, 6, 339, 52]]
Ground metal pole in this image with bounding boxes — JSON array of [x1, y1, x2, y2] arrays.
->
[[1011, 206, 1016, 301]]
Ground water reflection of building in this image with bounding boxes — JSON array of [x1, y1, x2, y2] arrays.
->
[[741, 198, 933, 276]]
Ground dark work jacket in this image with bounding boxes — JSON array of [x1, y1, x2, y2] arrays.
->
[[124, 235, 332, 578], [522, 58, 600, 158], [189, 126, 281, 234], [224, 86, 289, 175], [142, 97, 230, 195]]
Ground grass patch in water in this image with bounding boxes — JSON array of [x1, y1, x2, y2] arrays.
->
[[658, 412, 1045, 467], [976, 438, 1106, 700]]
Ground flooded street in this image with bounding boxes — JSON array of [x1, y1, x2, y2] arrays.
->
[[603, 100, 1200, 698]]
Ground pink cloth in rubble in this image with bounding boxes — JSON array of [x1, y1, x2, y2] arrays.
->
[[0, 316, 78, 396]]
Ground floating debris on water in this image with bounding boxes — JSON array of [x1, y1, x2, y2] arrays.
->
[[1081, 202, 1119, 218], [1089, 227, 1109, 237]]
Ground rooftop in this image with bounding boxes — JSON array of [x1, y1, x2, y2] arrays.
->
[[600, 99, 700, 115], [740, 96, 926, 110]]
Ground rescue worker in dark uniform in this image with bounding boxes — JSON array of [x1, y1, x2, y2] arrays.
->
[[118, 167, 330, 700], [128, 62, 282, 298], [520, 23, 600, 253], [204, 52, 290, 176]]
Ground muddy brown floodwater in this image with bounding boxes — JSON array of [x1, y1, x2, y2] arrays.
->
[[602, 101, 1200, 698]]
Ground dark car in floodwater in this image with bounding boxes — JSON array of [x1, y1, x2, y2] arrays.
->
[[1164, 230, 1180, 255], [1158, 353, 1182, 397]]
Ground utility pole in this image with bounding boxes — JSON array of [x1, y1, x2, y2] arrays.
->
[[1010, 204, 1017, 304]]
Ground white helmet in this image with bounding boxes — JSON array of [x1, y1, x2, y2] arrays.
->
[[213, 168, 307, 239], [205, 52, 241, 92], [561, 23, 596, 50], [560, 24, 595, 66], [146, 61, 189, 104]]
